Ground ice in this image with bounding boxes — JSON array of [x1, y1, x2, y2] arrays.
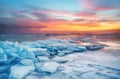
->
[[0, 53, 7, 63], [33, 48, 49, 56], [5, 47, 18, 55], [34, 62, 44, 72], [25, 72, 41, 79], [40, 62, 59, 73], [0, 48, 4, 53], [9, 65, 35, 79], [20, 59, 34, 66], [57, 52, 66, 56], [37, 56, 50, 62], [86, 44, 105, 51], [0, 73, 8, 79], [18, 49, 35, 59], [20, 38, 86, 56], [0, 38, 119, 79], [46, 41, 86, 56], [25, 47, 49, 56], [4, 56, 16, 64], [0, 65, 10, 73], [52, 56, 68, 63]]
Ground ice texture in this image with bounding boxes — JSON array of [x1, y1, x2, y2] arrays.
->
[[40, 62, 59, 73], [0, 38, 120, 79], [9, 65, 35, 79]]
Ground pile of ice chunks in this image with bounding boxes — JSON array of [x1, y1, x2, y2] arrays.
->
[[0, 38, 86, 79]]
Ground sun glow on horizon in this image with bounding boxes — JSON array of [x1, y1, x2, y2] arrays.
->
[[0, 0, 120, 34]]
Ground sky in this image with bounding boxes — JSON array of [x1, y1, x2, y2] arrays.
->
[[0, 0, 120, 34]]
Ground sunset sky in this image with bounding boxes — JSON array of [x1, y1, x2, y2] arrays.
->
[[0, 0, 120, 34]]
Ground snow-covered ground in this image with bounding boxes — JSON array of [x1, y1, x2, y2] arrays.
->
[[25, 50, 120, 79], [0, 36, 120, 79]]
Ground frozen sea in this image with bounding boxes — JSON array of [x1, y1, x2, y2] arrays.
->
[[0, 34, 120, 79]]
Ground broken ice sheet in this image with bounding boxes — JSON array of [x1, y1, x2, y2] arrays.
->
[[0, 38, 119, 79]]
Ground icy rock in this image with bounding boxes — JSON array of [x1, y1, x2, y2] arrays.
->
[[9, 65, 35, 79], [40, 62, 59, 73], [0, 65, 10, 73], [37, 56, 50, 62], [20, 59, 34, 66], [52, 56, 68, 63]]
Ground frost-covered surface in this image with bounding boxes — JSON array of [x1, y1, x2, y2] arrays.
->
[[0, 38, 120, 79]]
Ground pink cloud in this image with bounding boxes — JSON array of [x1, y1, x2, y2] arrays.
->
[[82, 0, 120, 10]]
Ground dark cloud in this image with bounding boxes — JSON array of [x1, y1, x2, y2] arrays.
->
[[0, 17, 18, 26], [31, 10, 56, 22]]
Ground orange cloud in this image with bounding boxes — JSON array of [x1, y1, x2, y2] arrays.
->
[[14, 16, 120, 33], [1, 9, 120, 34]]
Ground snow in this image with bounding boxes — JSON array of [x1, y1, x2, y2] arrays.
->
[[0, 38, 120, 79]]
